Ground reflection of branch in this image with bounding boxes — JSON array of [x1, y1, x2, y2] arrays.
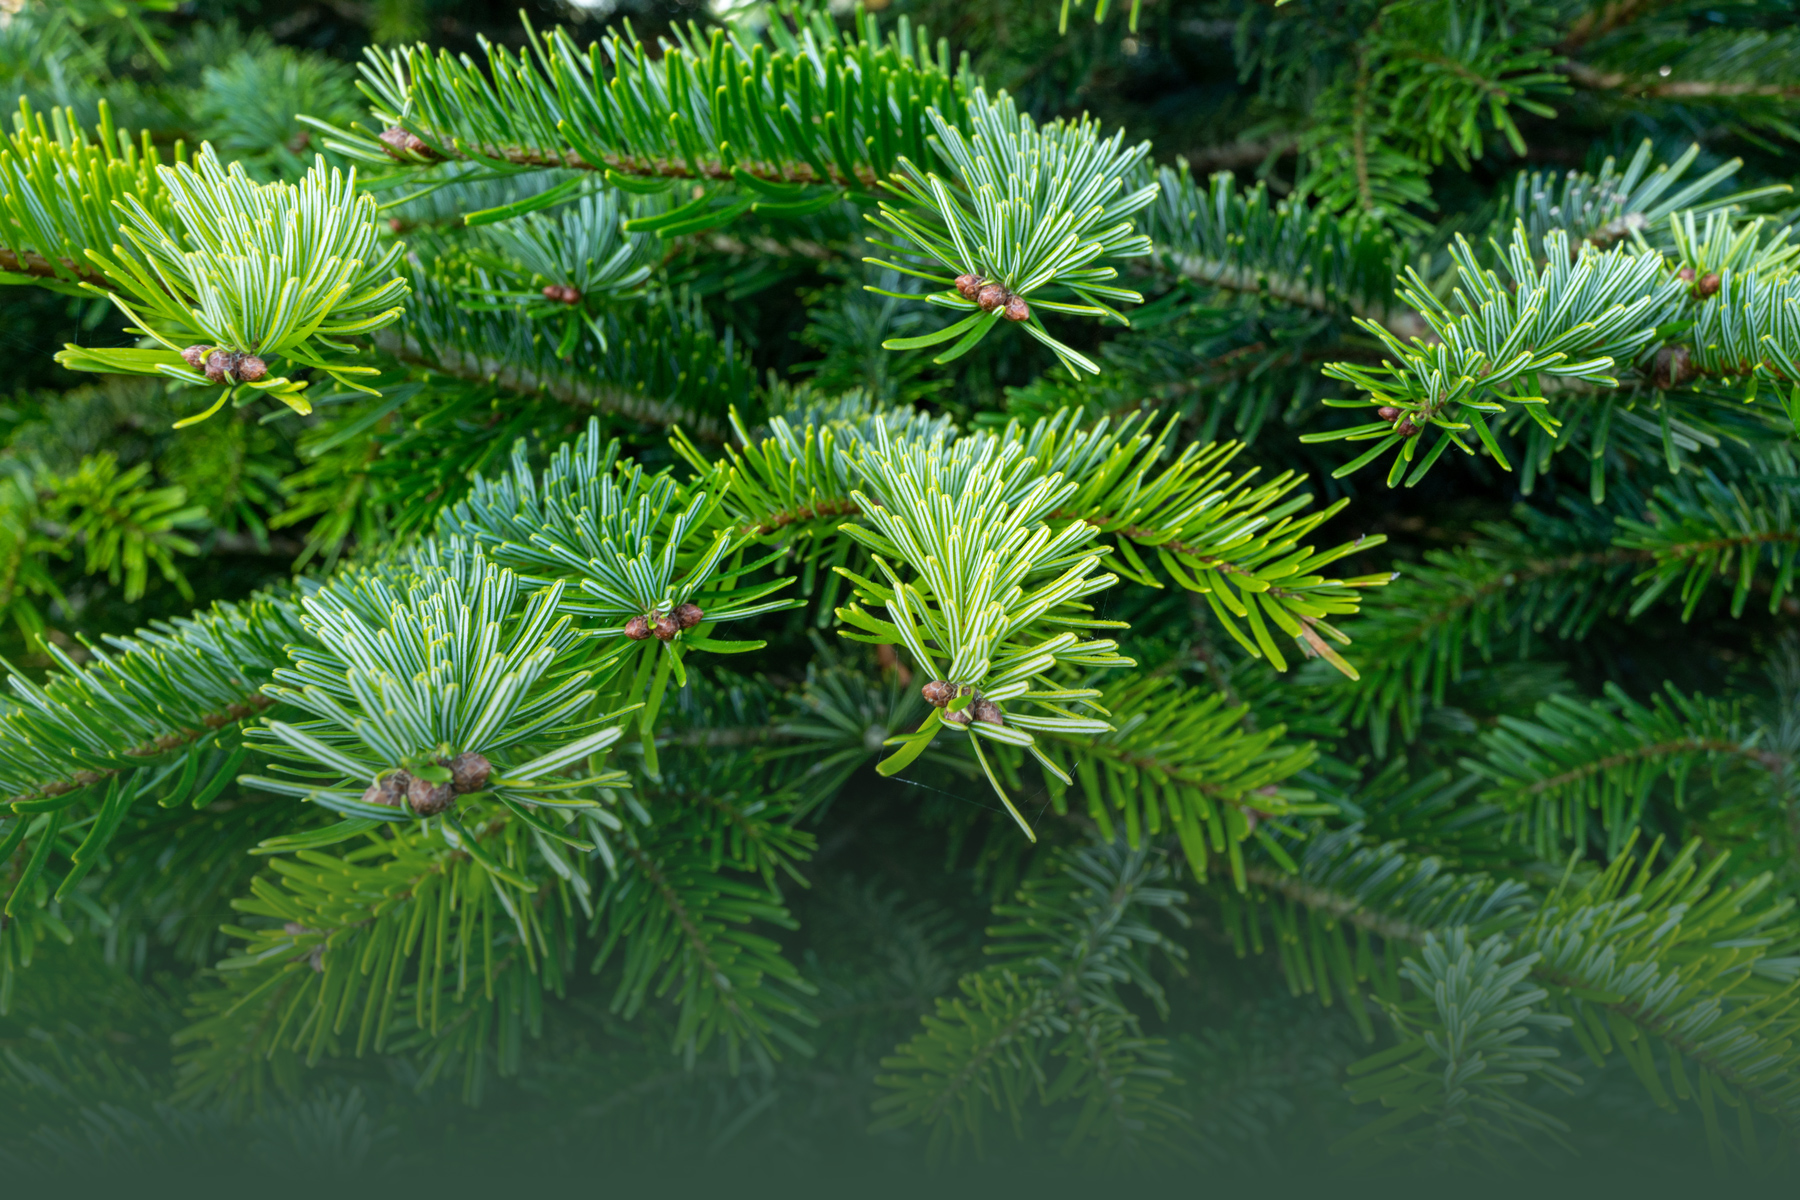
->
[[1564, 61, 1800, 99]]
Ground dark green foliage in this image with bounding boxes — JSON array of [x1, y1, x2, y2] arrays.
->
[[0, 0, 1797, 1180]]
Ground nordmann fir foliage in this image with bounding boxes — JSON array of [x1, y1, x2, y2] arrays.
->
[[0, 0, 1797, 1179]]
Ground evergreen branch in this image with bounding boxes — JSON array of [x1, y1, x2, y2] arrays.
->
[[0, 99, 181, 295], [1516, 840, 1800, 1139], [593, 789, 818, 1068], [1558, 0, 1671, 53], [0, 589, 302, 807], [696, 405, 1390, 678], [439, 418, 791, 638], [0, 247, 105, 289], [866, 88, 1156, 377], [872, 840, 1187, 1160], [245, 542, 634, 824], [768, 652, 941, 817], [1230, 827, 1800, 1147], [1228, 827, 1530, 967], [1313, 224, 1692, 484], [325, 9, 966, 195], [1034, 672, 1326, 887], [374, 264, 745, 442], [1615, 453, 1800, 619], [1143, 166, 1420, 338], [176, 817, 581, 1106], [1464, 683, 1788, 857], [1337, 929, 1577, 1164], [1564, 63, 1800, 99], [38, 451, 207, 602], [1335, 504, 1643, 748], [1501, 139, 1784, 261], [55, 147, 410, 421]]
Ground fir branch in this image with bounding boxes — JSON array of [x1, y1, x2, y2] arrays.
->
[[873, 840, 1187, 1160], [1516, 840, 1800, 1140], [0, 99, 182, 295], [374, 265, 745, 442], [0, 247, 105, 289], [593, 792, 818, 1069], [1558, 0, 1670, 53], [323, 10, 966, 196], [1034, 672, 1325, 887], [56, 147, 410, 420], [1565, 63, 1800, 99], [0, 589, 303, 807], [1616, 453, 1800, 618], [1230, 828, 1800, 1147], [1143, 166, 1423, 338], [695, 405, 1390, 677], [1464, 683, 1790, 856], [177, 817, 582, 1106], [1336, 929, 1577, 1163], [1336, 504, 1643, 748], [1501, 139, 1784, 261]]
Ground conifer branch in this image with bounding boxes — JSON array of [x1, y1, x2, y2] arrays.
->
[[592, 784, 818, 1067], [0, 590, 304, 807], [323, 9, 965, 199], [1144, 166, 1423, 338], [1464, 683, 1789, 856], [873, 840, 1187, 1159], [374, 266, 745, 442], [1035, 673, 1325, 888]]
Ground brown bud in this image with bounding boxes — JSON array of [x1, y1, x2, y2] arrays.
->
[[954, 273, 983, 301], [204, 349, 235, 384], [407, 774, 456, 817], [1698, 272, 1721, 298], [542, 284, 581, 304], [653, 613, 681, 642], [941, 704, 972, 726], [673, 602, 705, 629], [449, 751, 492, 794], [1394, 420, 1418, 437], [1651, 344, 1695, 389], [1003, 293, 1029, 323], [235, 354, 267, 383], [378, 126, 437, 161], [976, 283, 1008, 312], [1376, 405, 1401, 422], [921, 679, 954, 707], [1677, 266, 1697, 283], [361, 770, 411, 808], [181, 344, 208, 371], [624, 615, 652, 640], [971, 697, 1006, 727]]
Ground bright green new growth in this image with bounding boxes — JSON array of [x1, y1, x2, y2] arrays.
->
[[866, 88, 1157, 376], [837, 423, 1134, 833], [56, 147, 408, 421]]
